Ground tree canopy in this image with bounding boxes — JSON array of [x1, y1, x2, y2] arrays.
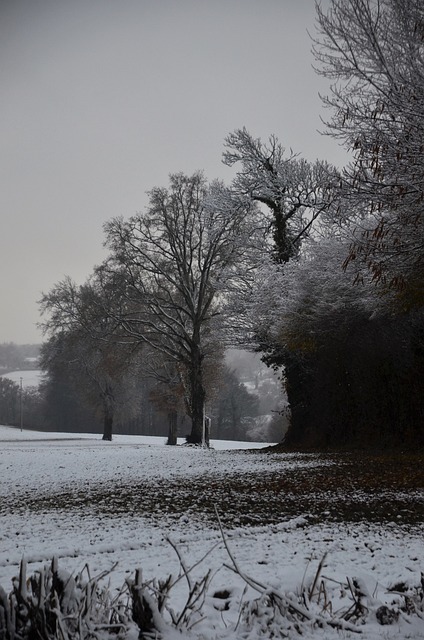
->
[[314, 0, 424, 300]]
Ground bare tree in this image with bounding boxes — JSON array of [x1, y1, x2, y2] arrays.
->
[[103, 172, 260, 444]]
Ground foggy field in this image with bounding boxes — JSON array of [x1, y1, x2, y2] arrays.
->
[[1, 426, 423, 639]]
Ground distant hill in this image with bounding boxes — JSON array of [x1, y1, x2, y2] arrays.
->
[[0, 343, 41, 374]]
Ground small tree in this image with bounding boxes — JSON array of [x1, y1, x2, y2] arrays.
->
[[40, 276, 142, 440], [0, 377, 19, 425]]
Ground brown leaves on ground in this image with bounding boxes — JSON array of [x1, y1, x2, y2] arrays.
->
[[6, 451, 423, 529]]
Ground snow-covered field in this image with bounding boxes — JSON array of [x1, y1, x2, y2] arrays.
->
[[1, 425, 423, 639], [0, 369, 42, 388]]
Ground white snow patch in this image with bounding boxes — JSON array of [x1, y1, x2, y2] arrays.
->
[[0, 370, 43, 388]]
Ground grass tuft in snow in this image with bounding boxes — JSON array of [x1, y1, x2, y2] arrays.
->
[[1, 536, 424, 640]]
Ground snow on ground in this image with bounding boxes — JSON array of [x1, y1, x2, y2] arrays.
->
[[0, 425, 273, 449], [0, 369, 43, 388], [0, 425, 423, 639]]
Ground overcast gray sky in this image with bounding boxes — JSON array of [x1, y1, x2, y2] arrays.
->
[[1, 0, 347, 345]]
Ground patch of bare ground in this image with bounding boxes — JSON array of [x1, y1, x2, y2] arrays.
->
[[4, 452, 423, 528]]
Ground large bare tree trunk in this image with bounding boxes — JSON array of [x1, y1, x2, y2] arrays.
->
[[187, 344, 207, 445], [102, 411, 113, 441], [102, 389, 114, 441], [167, 410, 178, 445]]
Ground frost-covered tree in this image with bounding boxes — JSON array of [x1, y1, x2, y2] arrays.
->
[[314, 0, 424, 300], [103, 172, 261, 444], [250, 235, 379, 349], [222, 127, 341, 372], [223, 127, 337, 263]]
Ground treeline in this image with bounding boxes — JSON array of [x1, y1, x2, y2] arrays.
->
[[0, 345, 285, 443], [40, 357, 283, 442], [38, 0, 424, 449], [0, 343, 40, 372]]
